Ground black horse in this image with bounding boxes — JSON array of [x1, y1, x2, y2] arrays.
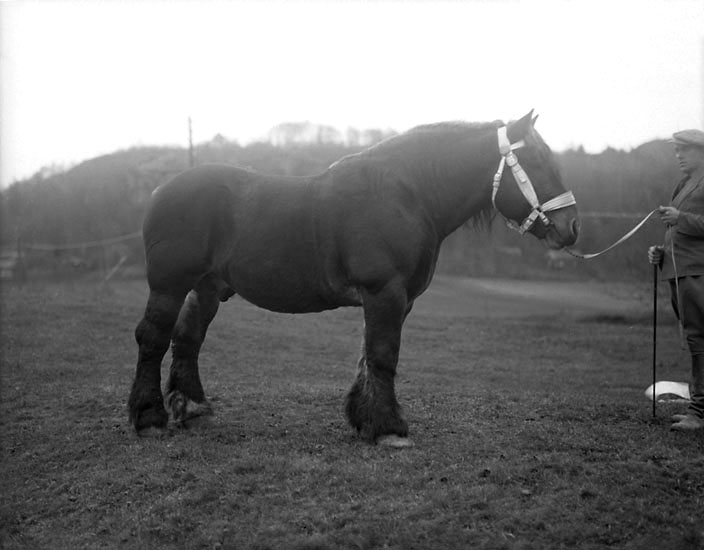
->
[[128, 111, 579, 446]]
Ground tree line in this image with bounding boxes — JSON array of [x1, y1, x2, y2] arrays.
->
[[0, 125, 681, 281]]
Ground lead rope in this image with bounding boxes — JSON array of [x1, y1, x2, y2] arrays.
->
[[565, 209, 658, 259], [567, 208, 687, 348]]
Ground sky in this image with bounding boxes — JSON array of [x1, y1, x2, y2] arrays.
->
[[1, 0, 703, 186]]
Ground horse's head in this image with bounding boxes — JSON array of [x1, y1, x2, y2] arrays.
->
[[491, 111, 579, 249]]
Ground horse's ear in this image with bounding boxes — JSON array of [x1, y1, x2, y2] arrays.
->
[[532, 113, 539, 126], [507, 110, 535, 142]]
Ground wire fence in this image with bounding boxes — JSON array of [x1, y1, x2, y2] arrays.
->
[[1, 230, 143, 283], [19, 231, 142, 251]]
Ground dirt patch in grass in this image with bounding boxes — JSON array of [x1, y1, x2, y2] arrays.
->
[[2, 278, 702, 549]]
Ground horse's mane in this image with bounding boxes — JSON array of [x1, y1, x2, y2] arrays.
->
[[408, 120, 503, 134], [367, 120, 502, 154]]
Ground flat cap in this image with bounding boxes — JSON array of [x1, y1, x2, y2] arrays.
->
[[670, 129, 704, 148]]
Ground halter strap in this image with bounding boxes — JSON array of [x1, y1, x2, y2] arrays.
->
[[492, 125, 576, 235]]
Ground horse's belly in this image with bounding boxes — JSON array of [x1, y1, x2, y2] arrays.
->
[[219, 202, 360, 312], [235, 282, 361, 313], [225, 264, 360, 313]]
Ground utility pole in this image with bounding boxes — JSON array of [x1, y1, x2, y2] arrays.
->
[[188, 116, 194, 168]]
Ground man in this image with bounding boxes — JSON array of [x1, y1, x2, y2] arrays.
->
[[648, 129, 704, 431]]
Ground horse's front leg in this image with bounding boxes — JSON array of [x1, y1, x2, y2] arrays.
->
[[129, 290, 187, 434], [345, 281, 412, 447], [165, 278, 221, 427]]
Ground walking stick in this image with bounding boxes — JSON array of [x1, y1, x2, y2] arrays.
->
[[652, 263, 658, 418]]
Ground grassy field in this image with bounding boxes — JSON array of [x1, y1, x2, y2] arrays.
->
[[2, 277, 703, 550]]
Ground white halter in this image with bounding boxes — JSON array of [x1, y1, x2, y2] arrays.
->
[[492, 126, 577, 234]]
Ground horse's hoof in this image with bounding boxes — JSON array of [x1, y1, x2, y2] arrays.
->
[[166, 391, 214, 428], [131, 405, 168, 435], [377, 435, 414, 448]]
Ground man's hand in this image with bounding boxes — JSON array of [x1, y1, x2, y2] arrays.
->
[[648, 245, 664, 266], [658, 206, 681, 226]]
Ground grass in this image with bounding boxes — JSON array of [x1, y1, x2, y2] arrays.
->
[[1, 278, 703, 550]]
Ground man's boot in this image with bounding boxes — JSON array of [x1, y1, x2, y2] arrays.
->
[[671, 354, 704, 431]]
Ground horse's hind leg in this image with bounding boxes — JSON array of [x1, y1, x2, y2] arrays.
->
[[129, 290, 188, 434], [165, 276, 222, 427]]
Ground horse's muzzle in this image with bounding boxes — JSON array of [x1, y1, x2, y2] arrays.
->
[[543, 210, 579, 249]]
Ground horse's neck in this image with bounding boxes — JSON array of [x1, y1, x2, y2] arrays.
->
[[406, 134, 497, 238]]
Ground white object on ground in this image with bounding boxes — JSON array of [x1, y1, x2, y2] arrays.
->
[[644, 381, 690, 401]]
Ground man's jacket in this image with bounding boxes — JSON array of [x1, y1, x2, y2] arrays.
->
[[663, 171, 704, 280]]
